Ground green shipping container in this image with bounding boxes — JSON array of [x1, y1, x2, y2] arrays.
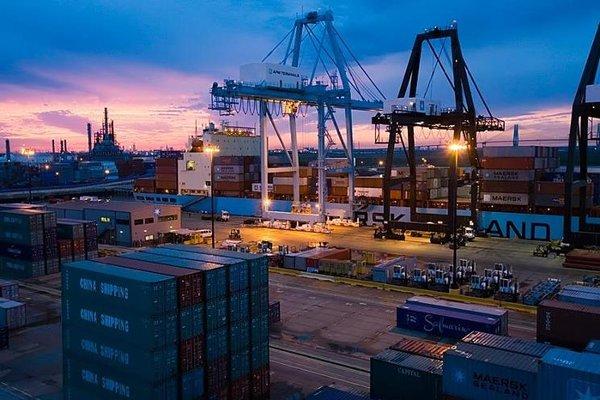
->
[[370, 349, 443, 400]]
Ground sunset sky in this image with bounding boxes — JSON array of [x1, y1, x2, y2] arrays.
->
[[1, 1, 598, 151]]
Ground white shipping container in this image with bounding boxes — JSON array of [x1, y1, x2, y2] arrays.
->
[[481, 169, 536, 181], [214, 165, 244, 174], [481, 192, 529, 206], [355, 187, 383, 198], [240, 63, 306, 89], [273, 177, 309, 186], [330, 177, 349, 186], [587, 84, 600, 103]]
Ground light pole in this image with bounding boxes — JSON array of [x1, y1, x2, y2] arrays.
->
[[448, 142, 467, 289], [205, 145, 220, 248]]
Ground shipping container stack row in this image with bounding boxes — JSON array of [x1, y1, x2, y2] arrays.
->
[[0, 208, 58, 278], [371, 330, 600, 400], [62, 243, 269, 400], [478, 146, 586, 213], [156, 157, 180, 194], [271, 166, 317, 199], [354, 166, 450, 203], [563, 248, 600, 271], [213, 156, 261, 198], [57, 219, 98, 264], [282, 247, 352, 272]]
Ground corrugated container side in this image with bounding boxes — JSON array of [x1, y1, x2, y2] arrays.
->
[[461, 331, 553, 358], [537, 300, 600, 350], [538, 348, 600, 400], [443, 342, 539, 400]]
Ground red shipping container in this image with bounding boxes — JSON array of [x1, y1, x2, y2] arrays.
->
[[480, 180, 531, 194], [179, 336, 204, 372], [231, 376, 251, 400], [537, 300, 600, 350], [102, 256, 203, 307], [207, 356, 229, 391], [481, 157, 534, 170], [156, 158, 179, 168]]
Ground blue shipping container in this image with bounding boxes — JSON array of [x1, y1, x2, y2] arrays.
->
[[181, 368, 204, 400], [557, 288, 600, 307], [538, 348, 600, 400], [397, 303, 501, 339], [443, 342, 539, 400]]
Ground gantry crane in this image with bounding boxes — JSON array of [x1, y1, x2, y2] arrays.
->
[[564, 23, 600, 246], [372, 22, 504, 237], [210, 10, 383, 222]]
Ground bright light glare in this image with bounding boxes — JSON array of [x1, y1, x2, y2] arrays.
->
[[448, 142, 467, 152]]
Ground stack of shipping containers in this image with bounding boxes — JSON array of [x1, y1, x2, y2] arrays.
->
[[57, 219, 98, 264], [479, 146, 571, 212], [213, 156, 260, 198], [62, 244, 269, 399], [271, 166, 316, 200], [0, 208, 58, 278], [155, 157, 180, 194]]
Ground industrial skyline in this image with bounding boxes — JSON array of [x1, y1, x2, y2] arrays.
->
[[0, 0, 598, 150]]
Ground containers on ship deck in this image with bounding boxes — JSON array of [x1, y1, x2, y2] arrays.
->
[[537, 299, 600, 350], [370, 348, 444, 400], [538, 348, 600, 400], [443, 342, 539, 400]]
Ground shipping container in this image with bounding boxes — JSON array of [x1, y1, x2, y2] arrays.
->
[[537, 299, 600, 350], [0, 300, 26, 329], [62, 261, 177, 315], [0, 257, 45, 279], [481, 157, 540, 170], [0, 326, 8, 350], [482, 146, 548, 158], [481, 192, 529, 205], [443, 342, 539, 400], [181, 368, 204, 400], [389, 337, 452, 360], [557, 287, 600, 307], [586, 340, 600, 354], [461, 331, 553, 358], [480, 180, 531, 193], [64, 356, 178, 400], [0, 209, 45, 246], [397, 303, 502, 339], [100, 256, 203, 308], [308, 386, 370, 400], [269, 301, 281, 325], [480, 169, 536, 181], [406, 296, 508, 334], [63, 325, 177, 381], [139, 247, 248, 293], [538, 348, 600, 400], [371, 349, 443, 400], [0, 279, 19, 300], [118, 251, 226, 300]]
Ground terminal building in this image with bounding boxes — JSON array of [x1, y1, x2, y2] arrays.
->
[[48, 200, 180, 247]]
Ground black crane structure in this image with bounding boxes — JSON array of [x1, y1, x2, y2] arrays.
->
[[372, 23, 504, 237], [564, 23, 600, 246]]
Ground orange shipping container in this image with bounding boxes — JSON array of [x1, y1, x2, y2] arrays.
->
[[213, 181, 247, 191], [355, 176, 383, 188], [273, 185, 309, 195]]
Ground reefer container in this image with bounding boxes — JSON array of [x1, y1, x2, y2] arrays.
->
[[240, 62, 306, 89], [397, 303, 502, 339], [461, 331, 553, 358], [538, 348, 600, 400], [537, 299, 600, 350], [63, 325, 178, 381], [100, 256, 203, 308], [406, 296, 508, 334], [389, 337, 452, 360], [443, 342, 539, 400], [64, 356, 178, 400], [62, 261, 177, 315], [370, 349, 443, 400]]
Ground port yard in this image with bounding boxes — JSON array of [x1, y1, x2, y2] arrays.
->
[[0, 244, 541, 400]]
